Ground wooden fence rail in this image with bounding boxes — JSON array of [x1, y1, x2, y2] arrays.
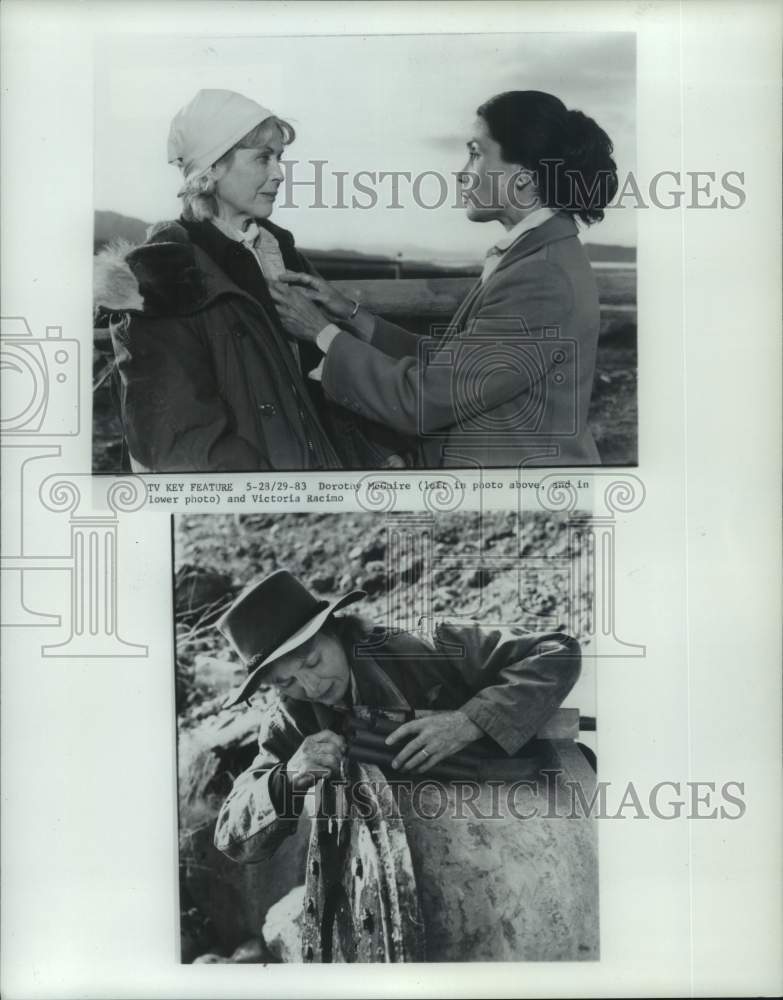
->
[[332, 273, 635, 319], [94, 272, 635, 352]]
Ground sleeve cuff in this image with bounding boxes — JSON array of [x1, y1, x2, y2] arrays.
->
[[309, 324, 343, 381], [460, 698, 530, 756], [316, 323, 342, 354]]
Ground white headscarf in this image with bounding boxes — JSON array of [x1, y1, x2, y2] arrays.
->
[[167, 89, 275, 186]]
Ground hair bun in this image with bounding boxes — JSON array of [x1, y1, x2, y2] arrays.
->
[[477, 90, 618, 225], [563, 110, 597, 162], [567, 108, 590, 127]]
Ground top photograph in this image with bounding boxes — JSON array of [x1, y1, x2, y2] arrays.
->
[[92, 32, 637, 473]]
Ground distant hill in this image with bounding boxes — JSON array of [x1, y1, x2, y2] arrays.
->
[[94, 210, 635, 273], [94, 210, 148, 248]]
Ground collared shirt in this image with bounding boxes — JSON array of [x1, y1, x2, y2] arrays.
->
[[210, 216, 298, 365], [180, 215, 288, 318], [211, 216, 288, 284], [481, 206, 556, 283]]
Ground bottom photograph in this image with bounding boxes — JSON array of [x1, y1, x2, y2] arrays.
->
[[173, 510, 599, 964]]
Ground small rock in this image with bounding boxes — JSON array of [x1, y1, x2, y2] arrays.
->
[[175, 565, 234, 624], [484, 528, 515, 549], [437, 527, 460, 546], [240, 514, 275, 531], [398, 557, 423, 585], [467, 568, 494, 589], [309, 573, 336, 594], [361, 540, 387, 564], [361, 561, 388, 595], [262, 885, 305, 962], [433, 567, 460, 587], [230, 938, 269, 963]]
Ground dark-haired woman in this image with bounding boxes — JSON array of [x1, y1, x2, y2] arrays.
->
[[270, 91, 618, 469]]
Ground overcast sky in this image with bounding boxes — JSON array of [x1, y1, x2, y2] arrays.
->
[[95, 32, 635, 262]]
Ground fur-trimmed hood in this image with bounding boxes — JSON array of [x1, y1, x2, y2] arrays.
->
[[93, 239, 145, 313], [94, 217, 302, 319], [94, 221, 211, 318]]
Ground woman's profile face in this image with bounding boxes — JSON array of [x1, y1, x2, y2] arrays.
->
[[213, 121, 286, 222], [259, 629, 351, 706], [459, 117, 528, 224]]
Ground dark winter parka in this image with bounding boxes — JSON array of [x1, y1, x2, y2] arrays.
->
[[93, 218, 402, 472]]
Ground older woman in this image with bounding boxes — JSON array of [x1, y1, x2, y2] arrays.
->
[[271, 90, 619, 469], [211, 569, 581, 864], [94, 89, 401, 471]]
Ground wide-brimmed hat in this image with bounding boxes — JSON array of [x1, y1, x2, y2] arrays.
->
[[217, 570, 365, 708]]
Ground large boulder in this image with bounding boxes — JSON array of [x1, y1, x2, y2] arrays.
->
[[178, 705, 310, 959], [262, 886, 305, 962], [180, 819, 308, 960]]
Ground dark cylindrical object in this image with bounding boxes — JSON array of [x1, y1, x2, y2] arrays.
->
[[346, 747, 475, 782], [349, 728, 544, 781], [347, 719, 508, 761], [349, 727, 487, 769]]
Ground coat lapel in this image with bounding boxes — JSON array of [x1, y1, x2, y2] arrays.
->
[[349, 651, 411, 711], [444, 278, 484, 333], [490, 211, 578, 279], [192, 246, 342, 466], [442, 212, 579, 341]]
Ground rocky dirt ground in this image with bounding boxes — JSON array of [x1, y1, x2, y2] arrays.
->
[[173, 510, 595, 961]]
